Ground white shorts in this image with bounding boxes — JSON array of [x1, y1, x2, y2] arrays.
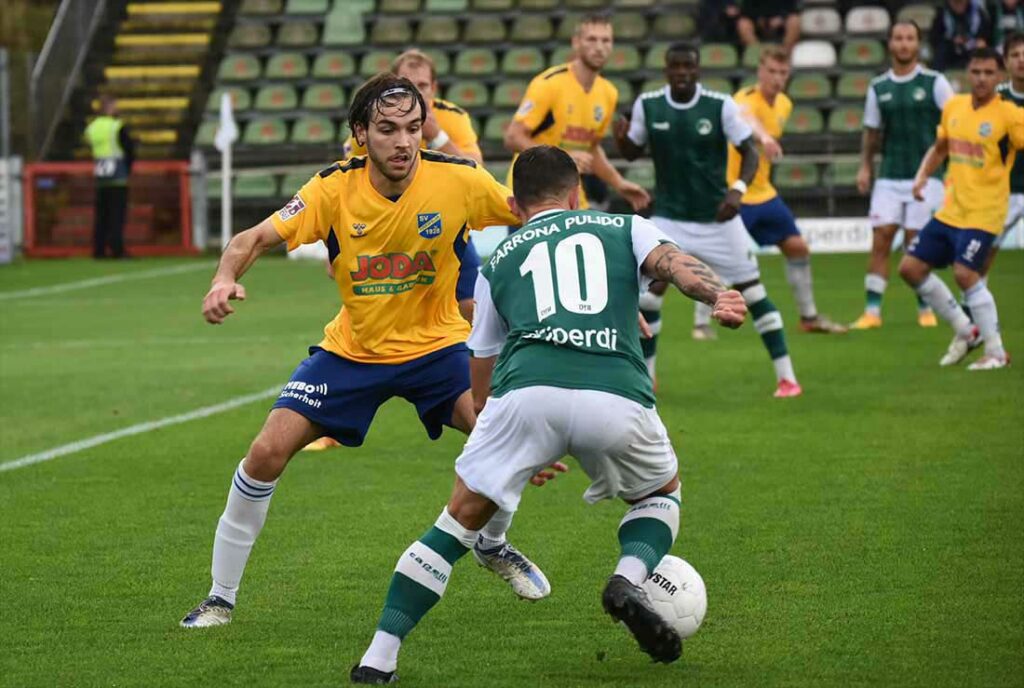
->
[[455, 386, 678, 512], [869, 178, 944, 230], [996, 193, 1024, 248], [652, 215, 760, 286]]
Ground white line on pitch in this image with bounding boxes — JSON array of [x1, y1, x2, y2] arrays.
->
[[1, 334, 311, 350], [0, 262, 215, 301], [0, 385, 281, 474]]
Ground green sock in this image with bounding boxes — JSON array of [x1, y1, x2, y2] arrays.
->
[[615, 487, 680, 585]]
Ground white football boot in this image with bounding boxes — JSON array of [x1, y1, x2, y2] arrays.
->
[[473, 540, 551, 600], [939, 326, 981, 366], [967, 353, 1010, 371], [180, 596, 233, 628]]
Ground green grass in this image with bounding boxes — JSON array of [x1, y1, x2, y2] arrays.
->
[[0, 253, 1021, 688]]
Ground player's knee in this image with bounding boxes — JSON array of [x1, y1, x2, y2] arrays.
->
[[952, 263, 979, 290], [782, 236, 809, 259], [898, 257, 924, 286], [244, 436, 291, 481]]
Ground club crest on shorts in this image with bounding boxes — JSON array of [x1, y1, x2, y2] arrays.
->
[[277, 194, 306, 221], [417, 212, 442, 238], [979, 122, 992, 137], [696, 118, 713, 135]]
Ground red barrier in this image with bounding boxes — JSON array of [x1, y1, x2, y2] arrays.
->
[[23, 161, 196, 257]]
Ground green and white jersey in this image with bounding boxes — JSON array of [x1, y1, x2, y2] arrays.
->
[[627, 84, 753, 223], [469, 209, 671, 407], [997, 81, 1024, 194], [863, 65, 954, 180]]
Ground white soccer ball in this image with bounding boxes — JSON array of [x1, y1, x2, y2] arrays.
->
[[642, 555, 707, 639]]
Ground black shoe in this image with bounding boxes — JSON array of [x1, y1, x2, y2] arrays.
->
[[602, 575, 682, 664], [350, 665, 398, 684]]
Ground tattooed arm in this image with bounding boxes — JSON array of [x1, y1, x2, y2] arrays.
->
[[641, 243, 747, 328]]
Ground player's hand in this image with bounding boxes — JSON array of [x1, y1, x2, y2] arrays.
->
[[617, 180, 651, 211], [569, 150, 594, 174], [638, 312, 653, 339], [712, 290, 747, 329], [761, 135, 783, 161], [715, 189, 743, 222], [423, 108, 441, 140], [203, 280, 246, 324], [613, 115, 631, 143], [530, 461, 569, 486], [856, 163, 872, 195], [911, 177, 926, 201]]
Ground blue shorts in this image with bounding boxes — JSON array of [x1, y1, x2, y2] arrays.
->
[[272, 343, 470, 447], [456, 238, 481, 302], [907, 217, 997, 272], [740, 196, 801, 247]]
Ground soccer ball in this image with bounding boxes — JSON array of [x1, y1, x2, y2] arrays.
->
[[642, 555, 707, 639]]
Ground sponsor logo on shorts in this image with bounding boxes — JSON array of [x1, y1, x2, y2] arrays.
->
[[278, 380, 327, 409], [277, 194, 306, 221], [963, 238, 982, 262], [350, 251, 437, 295], [417, 212, 442, 239], [522, 325, 619, 351]]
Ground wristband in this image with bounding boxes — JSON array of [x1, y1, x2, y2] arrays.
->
[[428, 129, 450, 149], [730, 180, 748, 195]]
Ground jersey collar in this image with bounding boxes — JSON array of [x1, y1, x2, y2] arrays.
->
[[887, 64, 923, 83], [1007, 82, 1024, 99], [663, 84, 701, 110], [526, 208, 566, 224]]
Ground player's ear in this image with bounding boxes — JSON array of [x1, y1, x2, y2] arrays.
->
[[354, 123, 366, 147], [567, 186, 581, 211], [509, 196, 524, 221]]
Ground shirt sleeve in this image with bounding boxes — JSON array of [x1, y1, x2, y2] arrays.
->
[[513, 73, 557, 132], [630, 215, 676, 292], [467, 166, 519, 229], [270, 173, 334, 250], [345, 136, 364, 158], [627, 95, 648, 147], [933, 74, 955, 110], [466, 274, 508, 357], [1007, 101, 1024, 150], [448, 109, 482, 159], [721, 96, 754, 146], [862, 86, 881, 129]]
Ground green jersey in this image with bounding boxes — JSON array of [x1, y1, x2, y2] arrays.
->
[[627, 85, 753, 223], [863, 66, 954, 180], [470, 209, 669, 407], [997, 82, 1024, 194]]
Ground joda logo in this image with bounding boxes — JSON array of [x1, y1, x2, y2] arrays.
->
[[350, 251, 437, 295]]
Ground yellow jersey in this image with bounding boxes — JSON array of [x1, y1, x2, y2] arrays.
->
[[508, 63, 618, 207], [271, 150, 517, 364], [727, 86, 792, 204], [935, 94, 1024, 234], [345, 98, 481, 161]]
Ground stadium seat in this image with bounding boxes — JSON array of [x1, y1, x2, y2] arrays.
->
[[195, 120, 218, 146], [234, 173, 278, 198], [947, 70, 967, 93], [702, 76, 732, 94], [519, 0, 558, 8], [557, 13, 583, 40], [360, 50, 398, 76], [446, 80, 489, 107], [277, 21, 318, 47], [218, 54, 261, 81], [280, 170, 315, 195], [791, 40, 837, 68], [785, 106, 824, 134], [788, 73, 831, 100], [243, 118, 288, 144], [645, 43, 670, 69], [454, 48, 497, 76], [606, 46, 641, 73], [837, 71, 872, 99], [653, 13, 695, 39], [800, 8, 841, 37], [347, 0, 376, 10], [625, 161, 656, 190], [840, 40, 885, 68], [337, 121, 351, 143], [550, 46, 573, 66], [285, 0, 328, 13], [292, 115, 336, 143], [493, 80, 527, 107], [425, 0, 467, 9], [254, 84, 298, 110], [483, 112, 513, 140], [608, 77, 634, 103], [416, 16, 459, 44], [322, 8, 366, 46], [471, 0, 513, 9], [511, 16, 554, 42], [265, 52, 308, 79], [700, 43, 738, 69], [312, 51, 356, 78], [487, 162, 510, 182], [566, 0, 608, 7], [846, 6, 890, 34], [742, 43, 762, 68], [371, 17, 413, 45], [828, 105, 863, 134], [616, 0, 655, 6], [206, 174, 223, 197], [502, 47, 546, 75], [897, 4, 935, 31], [828, 159, 860, 187], [227, 23, 271, 49], [379, 0, 421, 10], [640, 78, 664, 95], [612, 12, 649, 41], [423, 49, 451, 75], [773, 160, 819, 189], [464, 17, 506, 44], [206, 86, 251, 112], [302, 83, 346, 110], [240, 0, 283, 15]]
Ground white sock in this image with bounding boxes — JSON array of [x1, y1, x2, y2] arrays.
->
[[865, 273, 887, 316], [613, 556, 650, 587], [785, 258, 817, 319], [773, 354, 796, 383], [477, 509, 514, 550], [360, 630, 402, 673], [693, 301, 712, 327], [208, 460, 277, 606], [915, 274, 972, 336], [964, 282, 1005, 357]]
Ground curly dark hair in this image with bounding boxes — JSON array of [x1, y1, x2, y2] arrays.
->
[[347, 73, 427, 140]]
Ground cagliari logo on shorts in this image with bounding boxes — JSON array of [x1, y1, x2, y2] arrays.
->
[[417, 212, 442, 239], [277, 194, 306, 221]]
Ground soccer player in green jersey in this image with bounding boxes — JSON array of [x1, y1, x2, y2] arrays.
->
[[614, 42, 802, 398], [852, 20, 955, 330], [349, 146, 747, 683], [992, 32, 1024, 272]]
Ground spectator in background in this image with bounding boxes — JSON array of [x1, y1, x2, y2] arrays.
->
[[699, 0, 741, 43], [84, 94, 134, 259], [736, 0, 802, 55], [990, 0, 1024, 51], [931, 0, 992, 70]]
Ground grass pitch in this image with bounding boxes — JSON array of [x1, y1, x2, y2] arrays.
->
[[0, 252, 1021, 687]]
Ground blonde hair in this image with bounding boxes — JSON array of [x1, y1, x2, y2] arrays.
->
[[759, 45, 790, 65], [391, 49, 436, 82]]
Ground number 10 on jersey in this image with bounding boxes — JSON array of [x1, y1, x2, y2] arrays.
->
[[519, 233, 609, 322]]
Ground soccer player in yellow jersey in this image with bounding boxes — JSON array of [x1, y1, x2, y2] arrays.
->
[[900, 47, 1024, 370], [504, 13, 650, 211], [179, 75, 553, 630], [722, 46, 846, 337]]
